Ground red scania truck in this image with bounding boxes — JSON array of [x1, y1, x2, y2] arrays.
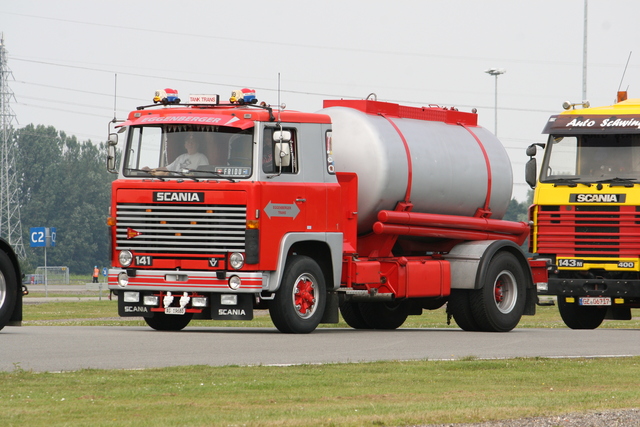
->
[[106, 90, 546, 333]]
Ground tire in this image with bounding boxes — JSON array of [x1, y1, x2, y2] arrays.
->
[[447, 289, 481, 331], [339, 300, 374, 329], [269, 256, 326, 334], [144, 313, 193, 331], [470, 251, 526, 332], [0, 251, 18, 331], [358, 301, 410, 330], [557, 298, 607, 329]]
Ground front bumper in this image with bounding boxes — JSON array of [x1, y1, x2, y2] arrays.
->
[[541, 277, 640, 298], [108, 268, 264, 293]]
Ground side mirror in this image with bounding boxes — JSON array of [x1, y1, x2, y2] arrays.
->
[[106, 133, 118, 173], [525, 158, 537, 188], [273, 130, 291, 143], [274, 142, 291, 167], [525, 143, 546, 188], [107, 145, 117, 173], [525, 144, 537, 157]]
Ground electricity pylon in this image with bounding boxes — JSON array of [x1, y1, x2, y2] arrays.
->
[[0, 35, 26, 259]]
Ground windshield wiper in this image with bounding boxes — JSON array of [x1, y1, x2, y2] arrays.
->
[[185, 169, 236, 182], [164, 170, 200, 182], [595, 177, 637, 187], [126, 168, 165, 181], [126, 168, 236, 182], [544, 177, 581, 187]]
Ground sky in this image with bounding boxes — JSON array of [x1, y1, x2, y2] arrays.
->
[[2, 0, 640, 202]]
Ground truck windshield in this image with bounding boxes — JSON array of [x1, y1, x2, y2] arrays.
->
[[123, 125, 254, 179], [540, 133, 640, 184]]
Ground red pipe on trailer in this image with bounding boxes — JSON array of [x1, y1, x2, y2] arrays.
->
[[375, 211, 529, 245], [372, 223, 528, 246]]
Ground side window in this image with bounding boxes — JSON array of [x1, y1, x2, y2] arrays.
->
[[543, 136, 577, 179], [125, 126, 164, 170], [263, 127, 298, 174]]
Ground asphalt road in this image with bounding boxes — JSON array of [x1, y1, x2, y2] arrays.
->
[[1, 326, 639, 372]]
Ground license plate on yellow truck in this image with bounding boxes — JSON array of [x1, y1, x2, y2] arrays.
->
[[579, 297, 611, 306]]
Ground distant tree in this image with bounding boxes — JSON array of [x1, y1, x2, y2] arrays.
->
[[503, 190, 534, 222], [14, 124, 114, 276], [503, 198, 528, 222]]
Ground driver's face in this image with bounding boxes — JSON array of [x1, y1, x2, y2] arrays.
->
[[184, 135, 197, 153]]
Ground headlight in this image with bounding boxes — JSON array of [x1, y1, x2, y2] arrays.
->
[[536, 282, 548, 292], [117, 271, 129, 287], [119, 250, 133, 267], [143, 295, 159, 306], [221, 294, 237, 305], [229, 252, 245, 270], [192, 297, 208, 307], [123, 291, 139, 302], [228, 275, 241, 290]]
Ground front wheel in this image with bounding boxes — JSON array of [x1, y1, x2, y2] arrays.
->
[[557, 298, 607, 329], [470, 251, 526, 332], [269, 256, 326, 334], [0, 251, 18, 331], [144, 313, 193, 331]]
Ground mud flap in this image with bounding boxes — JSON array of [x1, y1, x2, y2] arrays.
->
[[119, 297, 153, 317], [524, 286, 537, 315], [211, 294, 253, 320], [321, 291, 339, 324], [606, 305, 631, 320]]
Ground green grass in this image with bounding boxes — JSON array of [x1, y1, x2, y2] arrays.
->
[[13, 295, 640, 425], [1, 357, 639, 426]]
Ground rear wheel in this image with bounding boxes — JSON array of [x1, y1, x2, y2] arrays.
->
[[358, 300, 410, 330], [0, 251, 18, 331], [470, 251, 526, 332], [144, 313, 193, 331], [557, 298, 607, 329], [339, 300, 374, 329], [447, 289, 481, 331], [269, 256, 326, 334]]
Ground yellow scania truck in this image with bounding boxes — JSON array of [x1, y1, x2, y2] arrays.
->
[[526, 92, 640, 329]]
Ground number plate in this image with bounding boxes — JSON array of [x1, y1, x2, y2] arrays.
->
[[165, 307, 186, 315], [579, 297, 611, 306]]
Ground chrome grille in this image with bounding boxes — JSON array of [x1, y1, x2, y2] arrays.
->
[[116, 203, 246, 253]]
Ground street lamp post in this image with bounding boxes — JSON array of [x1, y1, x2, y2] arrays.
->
[[484, 68, 506, 136]]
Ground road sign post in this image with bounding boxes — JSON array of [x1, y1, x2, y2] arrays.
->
[[30, 227, 57, 297]]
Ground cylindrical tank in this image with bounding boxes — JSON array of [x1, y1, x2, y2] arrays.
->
[[318, 106, 513, 234]]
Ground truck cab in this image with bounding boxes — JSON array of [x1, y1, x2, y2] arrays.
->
[[107, 93, 343, 333]]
